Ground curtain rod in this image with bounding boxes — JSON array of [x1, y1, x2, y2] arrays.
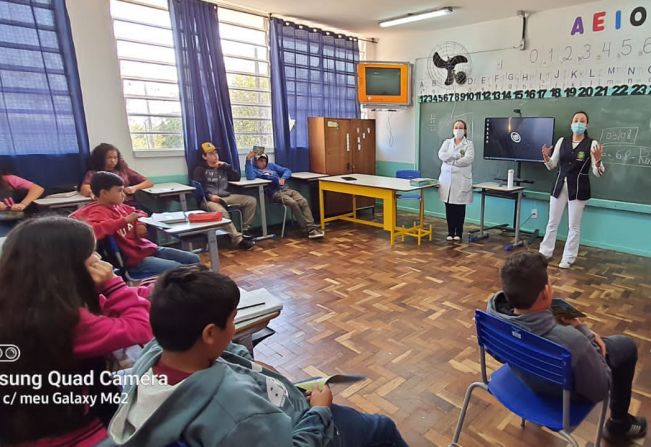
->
[[201, 0, 377, 43]]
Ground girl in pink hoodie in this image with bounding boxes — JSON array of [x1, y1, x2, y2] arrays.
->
[[0, 216, 153, 446]]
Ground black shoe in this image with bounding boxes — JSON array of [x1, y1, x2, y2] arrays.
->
[[603, 414, 647, 441], [237, 239, 255, 250], [242, 230, 255, 239]]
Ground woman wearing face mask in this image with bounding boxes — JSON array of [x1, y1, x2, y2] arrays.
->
[[438, 120, 475, 242], [539, 111, 604, 269]]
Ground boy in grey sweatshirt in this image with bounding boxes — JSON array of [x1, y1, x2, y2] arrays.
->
[[104, 265, 407, 447], [487, 252, 646, 442]]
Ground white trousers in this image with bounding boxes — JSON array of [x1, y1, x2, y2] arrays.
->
[[539, 183, 587, 264]]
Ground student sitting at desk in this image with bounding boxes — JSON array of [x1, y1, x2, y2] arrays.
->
[[488, 252, 646, 442], [104, 265, 407, 447], [0, 216, 153, 446], [80, 143, 153, 207], [0, 161, 44, 235], [245, 151, 324, 239], [192, 142, 255, 250], [71, 171, 200, 277]]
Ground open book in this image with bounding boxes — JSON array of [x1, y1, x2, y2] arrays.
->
[[295, 374, 367, 392], [551, 298, 586, 322]]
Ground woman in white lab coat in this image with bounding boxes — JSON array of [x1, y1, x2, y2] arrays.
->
[[438, 120, 475, 241]]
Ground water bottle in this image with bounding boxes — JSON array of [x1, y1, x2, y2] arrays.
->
[[507, 169, 514, 188]]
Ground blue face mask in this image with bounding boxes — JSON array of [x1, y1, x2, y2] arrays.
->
[[571, 122, 587, 135]]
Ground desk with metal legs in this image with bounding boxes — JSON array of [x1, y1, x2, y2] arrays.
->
[[470, 182, 526, 250], [318, 174, 436, 245], [228, 178, 273, 241]]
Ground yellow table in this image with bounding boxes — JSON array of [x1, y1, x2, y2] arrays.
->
[[318, 174, 437, 245]]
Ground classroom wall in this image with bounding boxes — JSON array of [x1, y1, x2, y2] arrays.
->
[[374, 0, 651, 257]]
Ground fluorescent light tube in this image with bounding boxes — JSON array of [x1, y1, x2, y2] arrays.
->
[[379, 7, 454, 28]]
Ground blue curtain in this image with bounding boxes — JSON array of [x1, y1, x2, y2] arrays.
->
[[169, 0, 239, 177], [270, 18, 360, 171], [0, 0, 89, 189]]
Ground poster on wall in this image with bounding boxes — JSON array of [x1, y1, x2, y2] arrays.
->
[[416, 4, 651, 103]]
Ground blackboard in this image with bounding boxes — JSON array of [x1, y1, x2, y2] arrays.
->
[[418, 96, 651, 204]]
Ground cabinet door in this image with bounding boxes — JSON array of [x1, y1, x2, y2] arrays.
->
[[352, 119, 376, 174], [324, 119, 352, 174], [322, 119, 353, 216]]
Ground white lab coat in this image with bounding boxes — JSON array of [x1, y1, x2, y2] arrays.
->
[[438, 137, 475, 205]]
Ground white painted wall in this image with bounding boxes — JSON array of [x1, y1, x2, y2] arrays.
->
[[66, 0, 187, 178], [374, 0, 649, 163]]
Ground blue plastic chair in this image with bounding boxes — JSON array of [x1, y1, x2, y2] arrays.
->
[[97, 236, 156, 285], [450, 310, 609, 447], [395, 169, 422, 201]]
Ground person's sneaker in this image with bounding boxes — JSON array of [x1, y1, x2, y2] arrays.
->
[[603, 414, 647, 441], [237, 239, 255, 250], [241, 229, 255, 239], [308, 228, 324, 239], [453, 236, 461, 242], [559, 260, 571, 269], [446, 235, 454, 241]]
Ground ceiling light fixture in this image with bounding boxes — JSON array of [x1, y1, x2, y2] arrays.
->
[[379, 7, 454, 28]]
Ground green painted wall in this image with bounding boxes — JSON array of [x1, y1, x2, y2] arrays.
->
[[378, 161, 651, 258]]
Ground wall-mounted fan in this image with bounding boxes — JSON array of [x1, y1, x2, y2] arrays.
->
[[427, 41, 472, 89]]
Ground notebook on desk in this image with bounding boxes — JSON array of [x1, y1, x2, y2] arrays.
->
[[150, 211, 187, 224], [235, 288, 283, 324]]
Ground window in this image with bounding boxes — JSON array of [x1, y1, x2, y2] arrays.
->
[[218, 8, 273, 151], [0, 0, 85, 155], [110, 0, 183, 152]]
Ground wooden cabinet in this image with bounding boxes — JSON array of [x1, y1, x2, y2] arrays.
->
[[308, 117, 376, 216]]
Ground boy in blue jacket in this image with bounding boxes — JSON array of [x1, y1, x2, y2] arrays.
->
[[105, 265, 407, 447], [245, 151, 324, 239]]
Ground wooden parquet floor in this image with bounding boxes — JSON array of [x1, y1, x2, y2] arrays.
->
[[210, 216, 651, 447]]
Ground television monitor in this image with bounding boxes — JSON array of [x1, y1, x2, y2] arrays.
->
[[484, 117, 555, 162], [357, 62, 411, 106]]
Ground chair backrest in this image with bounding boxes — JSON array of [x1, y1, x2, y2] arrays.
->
[[395, 169, 421, 180], [96, 236, 126, 277], [190, 180, 209, 209], [475, 310, 573, 390]]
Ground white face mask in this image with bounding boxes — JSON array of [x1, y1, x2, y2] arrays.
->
[[453, 129, 465, 139]]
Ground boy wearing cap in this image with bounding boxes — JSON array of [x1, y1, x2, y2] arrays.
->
[[193, 142, 255, 250], [245, 151, 324, 239]]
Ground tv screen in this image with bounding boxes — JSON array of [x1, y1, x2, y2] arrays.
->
[[365, 67, 401, 96], [484, 117, 555, 162]]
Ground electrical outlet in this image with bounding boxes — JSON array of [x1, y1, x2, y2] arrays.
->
[[531, 208, 538, 219]]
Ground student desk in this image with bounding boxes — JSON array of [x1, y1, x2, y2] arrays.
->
[[141, 182, 195, 212], [34, 193, 91, 210], [290, 172, 329, 182], [318, 174, 437, 245], [228, 178, 273, 241], [141, 214, 232, 272], [234, 287, 283, 351], [290, 172, 329, 220], [470, 182, 526, 250]]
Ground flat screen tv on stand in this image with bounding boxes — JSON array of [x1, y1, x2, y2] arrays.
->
[[484, 116, 555, 185]]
